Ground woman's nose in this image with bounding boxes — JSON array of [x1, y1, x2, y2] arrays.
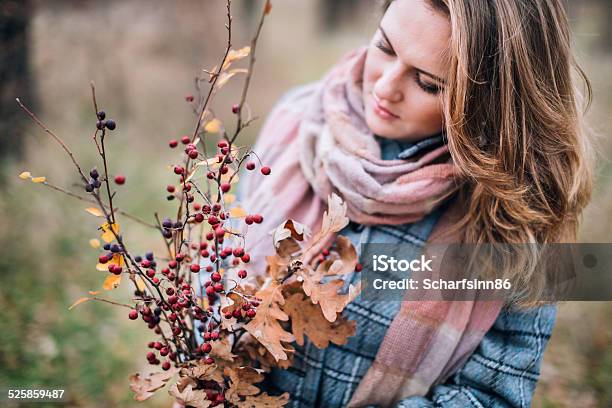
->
[[374, 64, 404, 103]]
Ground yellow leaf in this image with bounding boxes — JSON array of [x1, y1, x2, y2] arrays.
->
[[204, 119, 222, 133], [100, 222, 120, 243], [224, 193, 236, 205], [229, 207, 247, 218], [68, 297, 93, 310], [18, 171, 31, 180], [103, 274, 122, 290], [85, 207, 104, 217], [88, 290, 100, 295], [89, 238, 100, 248], [135, 276, 146, 292], [31, 176, 46, 183]]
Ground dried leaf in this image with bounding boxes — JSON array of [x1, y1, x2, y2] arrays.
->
[[168, 383, 211, 408], [216, 68, 248, 89], [236, 392, 290, 408], [244, 282, 295, 361], [103, 274, 122, 290], [299, 272, 361, 322], [270, 220, 311, 258], [129, 369, 176, 401], [181, 361, 224, 383], [210, 337, 237, 362], [31, 176, 46, 183], [225, 366, 264, 404], [204, 118, 222, 133], [283, 292, 356, 348], [315, 236, 358, 278], [18, 171, 31, 180], [68, 297, 92, 310], [85, 207, 104, 217], [222, 46, 251, 70]]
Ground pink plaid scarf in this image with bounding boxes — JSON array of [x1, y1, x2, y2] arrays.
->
[[241, 46, 503, 406]]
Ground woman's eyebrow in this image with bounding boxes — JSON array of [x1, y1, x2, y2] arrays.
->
[[378, 25, 446, 85]]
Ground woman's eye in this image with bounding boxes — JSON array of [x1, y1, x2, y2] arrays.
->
[[375, 39, 394, 56], [416, 72, 442, 95]]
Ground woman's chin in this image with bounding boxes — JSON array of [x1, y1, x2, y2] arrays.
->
[[365, 111, 404, 139]]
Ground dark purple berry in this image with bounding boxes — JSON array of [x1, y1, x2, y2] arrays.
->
[[90, 168, 99, 179], [97, 111, 106, 120], [105, 119, 116, 130], [96, 120, 105, 130]]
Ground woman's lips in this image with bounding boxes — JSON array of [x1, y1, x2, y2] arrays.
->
[[371, 94, 400, 120]]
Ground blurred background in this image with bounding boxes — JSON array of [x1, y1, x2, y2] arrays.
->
[[0, 0, 610, 406]]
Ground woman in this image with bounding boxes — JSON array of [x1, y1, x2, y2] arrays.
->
[[237, 0, 594, 406]]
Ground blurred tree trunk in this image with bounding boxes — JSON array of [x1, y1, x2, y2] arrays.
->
[[0, 0, 34, 162]]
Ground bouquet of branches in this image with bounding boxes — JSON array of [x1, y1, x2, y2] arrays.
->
[[17, 1, 362, 407]]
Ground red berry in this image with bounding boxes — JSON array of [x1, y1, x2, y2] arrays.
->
[[205, 286, 215, 296], [211, 272, 221, 282], [205, 357, 214, 364], [201, 343, 212, 353], [232, 247, 244, 257], [168, 260, 178, 269], [214, 283, 224, 292], [194, 213, 204, 223], [238, 269, 247, 279], [114, 175, 126, 185], [220, 183, 231, 193], [98, 255, 109, 264], [355, 263, 363, 272], [167, 185, 176, 193], [181, 136, 190, 144], [245, 215, 254, 225], [231, 104, 239, 114], [241, 254, 250, 263], [166, 287, 175, 296], [246, 162, 256, 171], [210, 331, 219, 340], [252, 214, 263, 224], [146, 269, 156, 278], [146, 352, 156, 361], [214, 227, 225, 238], [261, 166, 271, 175], [169, 139, 178, 148], [224, 312, 233, 319], [185, 94, 194, 102], [128, 310, 138, 320], [190, 264, 200, 273], [246, 309, 256, 318], [162, 361, 171, 371], [173, 166, 184, 175], [188, 149, 198, 159]]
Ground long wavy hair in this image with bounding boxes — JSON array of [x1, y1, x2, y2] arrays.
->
[[382, 0, 595, 305]]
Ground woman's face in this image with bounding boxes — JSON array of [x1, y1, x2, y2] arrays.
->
[[362, 0, 451, 142]]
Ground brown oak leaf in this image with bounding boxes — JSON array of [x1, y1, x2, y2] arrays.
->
[[210, 336, 237, 362], [129, 369, 176, 401], [283, 292, 356, 348], [299, 272, 361, 322], [235, 392, 290, 407], [244, 281, 295, 361], [168, 382, 211, 408]]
